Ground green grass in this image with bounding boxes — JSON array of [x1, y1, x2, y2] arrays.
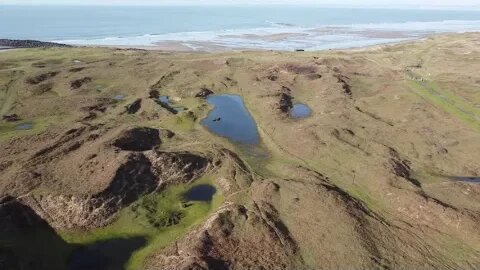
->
[[167, 113, 196, 131], [0, 116, 60, 142], [162, 110, 199, 132], [407, 76, 480, 132], [438, 235, 480, 263], [60, 176, 223, 270]]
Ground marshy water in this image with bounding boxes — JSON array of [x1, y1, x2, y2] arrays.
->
[[201, 94, 260, 145], [158, 96, 186, 113], [183, 184, 216, 202], [113, 94, 125, 101], [201, 94, 271, 175], [291, 103, 312, 119], [451, 176, 480, 183], [15, 123, 34, 130]]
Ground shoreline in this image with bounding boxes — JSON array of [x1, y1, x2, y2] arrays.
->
[[62, 30, 479, 53], [0, 32, 477, 54], [79, 32, 467, 53]]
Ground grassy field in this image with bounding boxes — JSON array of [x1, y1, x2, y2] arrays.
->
[[407, 71, 480, 132]]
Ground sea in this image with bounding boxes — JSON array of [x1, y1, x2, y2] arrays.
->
[[1, 5, 480, 51]]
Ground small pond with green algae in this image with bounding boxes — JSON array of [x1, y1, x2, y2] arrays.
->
[[60, 177, 223, 270], [157, 95, 187, 113], [183, 184, 216, 202]]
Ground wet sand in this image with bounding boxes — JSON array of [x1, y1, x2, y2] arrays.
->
[[65, 28, 435, 52]]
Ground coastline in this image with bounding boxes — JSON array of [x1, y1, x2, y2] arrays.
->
[[81, 32, 477, 53], [3, 5, 480, 52], [0, 32, 477, 54]]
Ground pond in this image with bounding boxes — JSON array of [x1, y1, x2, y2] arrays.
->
[[290, 103, 311, 119], [183, 184, 216, 202], [451, 176, 480, 183], [16, 123, 34, 130], [201, 94, 260, 145], [158, 96, 186, 113], [113, 94, 124, 101]]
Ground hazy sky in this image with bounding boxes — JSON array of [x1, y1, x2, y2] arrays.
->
[[0, 0, 478, 7]]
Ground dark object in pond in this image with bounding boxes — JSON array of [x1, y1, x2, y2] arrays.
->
[[2, 114, 20, 122], [213, 117, 221, 122], [195, 87, 214, 98], [183, 184, 216, 202], [450, 176, 480, 183], [71, 77, 92, 89], [124, 98, 142, 114], [16, 123, 33, 130], [291, 103, 312, 119], [201, 94, 260, 145]]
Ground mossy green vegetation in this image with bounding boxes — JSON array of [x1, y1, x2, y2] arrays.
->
[[163, 112, 197, 131], [61, 176, 223, 270], [0, 116, 60, 142], [407, 76, 480, 132]]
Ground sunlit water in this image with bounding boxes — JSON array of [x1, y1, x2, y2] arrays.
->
[[2, 5, 480, 50], [291, 103, 312, 119], [201, 94, 260, 145]]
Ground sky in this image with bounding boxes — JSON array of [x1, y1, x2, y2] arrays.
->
[[0, 0, 479, 7]]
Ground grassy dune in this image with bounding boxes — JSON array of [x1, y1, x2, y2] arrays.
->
[[1, 33, 480, 269]]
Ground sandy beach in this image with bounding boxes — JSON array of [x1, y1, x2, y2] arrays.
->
[[74, 28, 440, 52]]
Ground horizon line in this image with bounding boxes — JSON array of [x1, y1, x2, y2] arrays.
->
[[1, 3, 479, 10]]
